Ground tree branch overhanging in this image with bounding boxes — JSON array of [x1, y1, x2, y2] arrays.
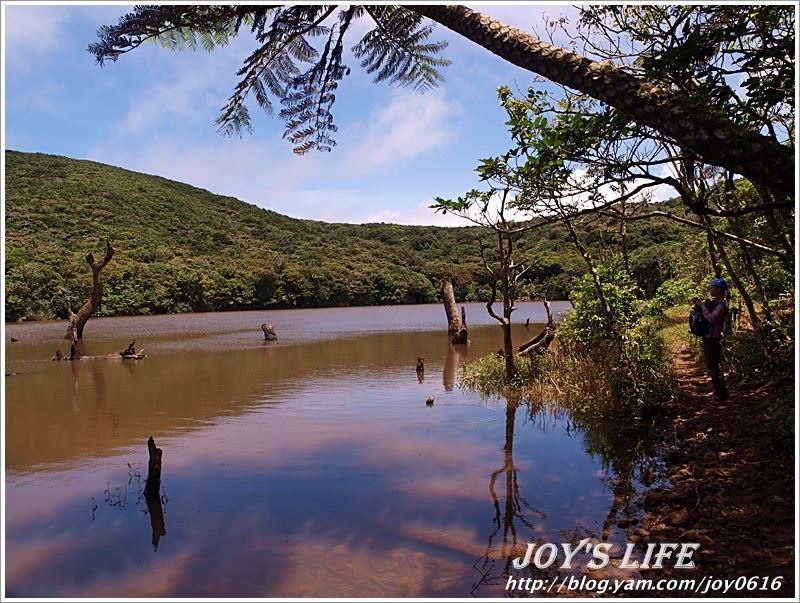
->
[[600, 209, 789, 260], [411, 4, 794, 196]]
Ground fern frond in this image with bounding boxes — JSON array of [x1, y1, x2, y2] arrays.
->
[[90, 4, 452, 154], [353, 6, 450, 91]]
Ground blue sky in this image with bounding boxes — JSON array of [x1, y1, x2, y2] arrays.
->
[[3, 3, 580, 226]]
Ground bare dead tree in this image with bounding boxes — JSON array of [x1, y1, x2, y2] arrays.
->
[[65, 240, 114, 344], [517, 298, 557, 356]]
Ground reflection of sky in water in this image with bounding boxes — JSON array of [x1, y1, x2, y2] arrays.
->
[[6, 305, 627, 597]]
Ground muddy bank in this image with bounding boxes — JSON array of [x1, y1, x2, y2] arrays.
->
[[631, 343, 794, 597]]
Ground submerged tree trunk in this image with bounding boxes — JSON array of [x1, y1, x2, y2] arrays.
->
[[441, 280, 468, 344], [65, 240, 114, 343], [144, 436, 162, 498], [261, 323, 278, 341]]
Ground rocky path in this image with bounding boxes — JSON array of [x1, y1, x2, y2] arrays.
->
[[634, 342, 795, 597]]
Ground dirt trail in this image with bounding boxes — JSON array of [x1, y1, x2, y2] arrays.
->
[[634, 341, 795, 597]]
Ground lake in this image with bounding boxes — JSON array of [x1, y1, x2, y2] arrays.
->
[[5, 302, 645, 597]]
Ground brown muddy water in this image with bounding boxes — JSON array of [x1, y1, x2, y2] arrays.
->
[[5, 302, 646, 597]]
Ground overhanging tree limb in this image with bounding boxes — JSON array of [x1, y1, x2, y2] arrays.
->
[[91, 6, 794, 194], [599, 209, 788, 261], [412, 5, 794, 196]]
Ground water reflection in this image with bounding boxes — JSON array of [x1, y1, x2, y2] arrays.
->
[[469, 393, 655, 596], [443, 343, 467, 391], [5, 306, 652, 597], [472, 396, 545, 594]]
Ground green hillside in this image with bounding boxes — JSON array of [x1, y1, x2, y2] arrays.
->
[[4, 150, 691, 321]]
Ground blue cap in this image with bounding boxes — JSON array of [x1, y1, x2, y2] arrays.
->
[[710, 277, 729, 289]]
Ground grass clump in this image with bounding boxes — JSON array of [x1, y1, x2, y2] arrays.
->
[[459, 353, 543, 397]]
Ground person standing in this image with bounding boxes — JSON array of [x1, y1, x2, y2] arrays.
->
[[692, 277, 730, 401]]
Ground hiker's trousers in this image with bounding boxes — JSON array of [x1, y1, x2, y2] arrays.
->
[[702, 336, 727, 399]]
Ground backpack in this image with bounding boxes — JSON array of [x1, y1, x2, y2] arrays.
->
[[689, 300, 725, 336]]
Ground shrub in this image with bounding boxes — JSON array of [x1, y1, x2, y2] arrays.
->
[[623, 316, 676, 405], [648, 277, 700, 317], [723, 329, 768, 379], [556, 258, 675, 409], [558, 257, 641, 353]]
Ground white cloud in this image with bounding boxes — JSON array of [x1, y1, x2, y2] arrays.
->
[[343, 90, 458, 173], [116, 68, 220, 136], [361, 201, 473, 227], [84, 136, 280, 207], [84, 132, 479, 226], [3, 5, 125, 67], [3, 6, 71, 56]]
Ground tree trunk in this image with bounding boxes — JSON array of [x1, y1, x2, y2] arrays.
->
[[561, 214, 615, 332], [701, 217, 770, 362], [501, 321, 515, 380], [499, 232, 517, 380], [143, 437, 166, 550], [261, 323, 278, 341], [412, 5, 793, 196], [618, 193, 630, 274], [728, 218, 774, 323], [753, 184, 794, 263], [517, 299, 556, 356], [706, 230, 722, 278], [560, 209, 637, 394], [65, 240, 114, 342], [441, 280, 468, 344], [144, 436, 162, 498]]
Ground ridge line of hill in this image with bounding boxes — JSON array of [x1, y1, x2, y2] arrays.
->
[[5, 150, 692, 321]]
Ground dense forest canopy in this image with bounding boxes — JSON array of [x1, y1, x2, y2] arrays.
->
[[5, 151, 694, 321]]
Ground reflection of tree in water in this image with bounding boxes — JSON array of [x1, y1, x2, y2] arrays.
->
[[568, 409, 657, 541], [67, 360, 125, 438], [471, 394, 656, 596], [471, 396, 550, 595], [443, 343, 468, 391]]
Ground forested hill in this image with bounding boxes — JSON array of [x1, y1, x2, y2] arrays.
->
[[5, 150, 691, 320]]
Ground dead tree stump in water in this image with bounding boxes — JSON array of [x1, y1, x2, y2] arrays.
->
[[261, 323, 278, 341], [144, 436, 162, 497], [144, 437, 166, 549], [441, 280, 468, 344], [119, 340, 147, 359]]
